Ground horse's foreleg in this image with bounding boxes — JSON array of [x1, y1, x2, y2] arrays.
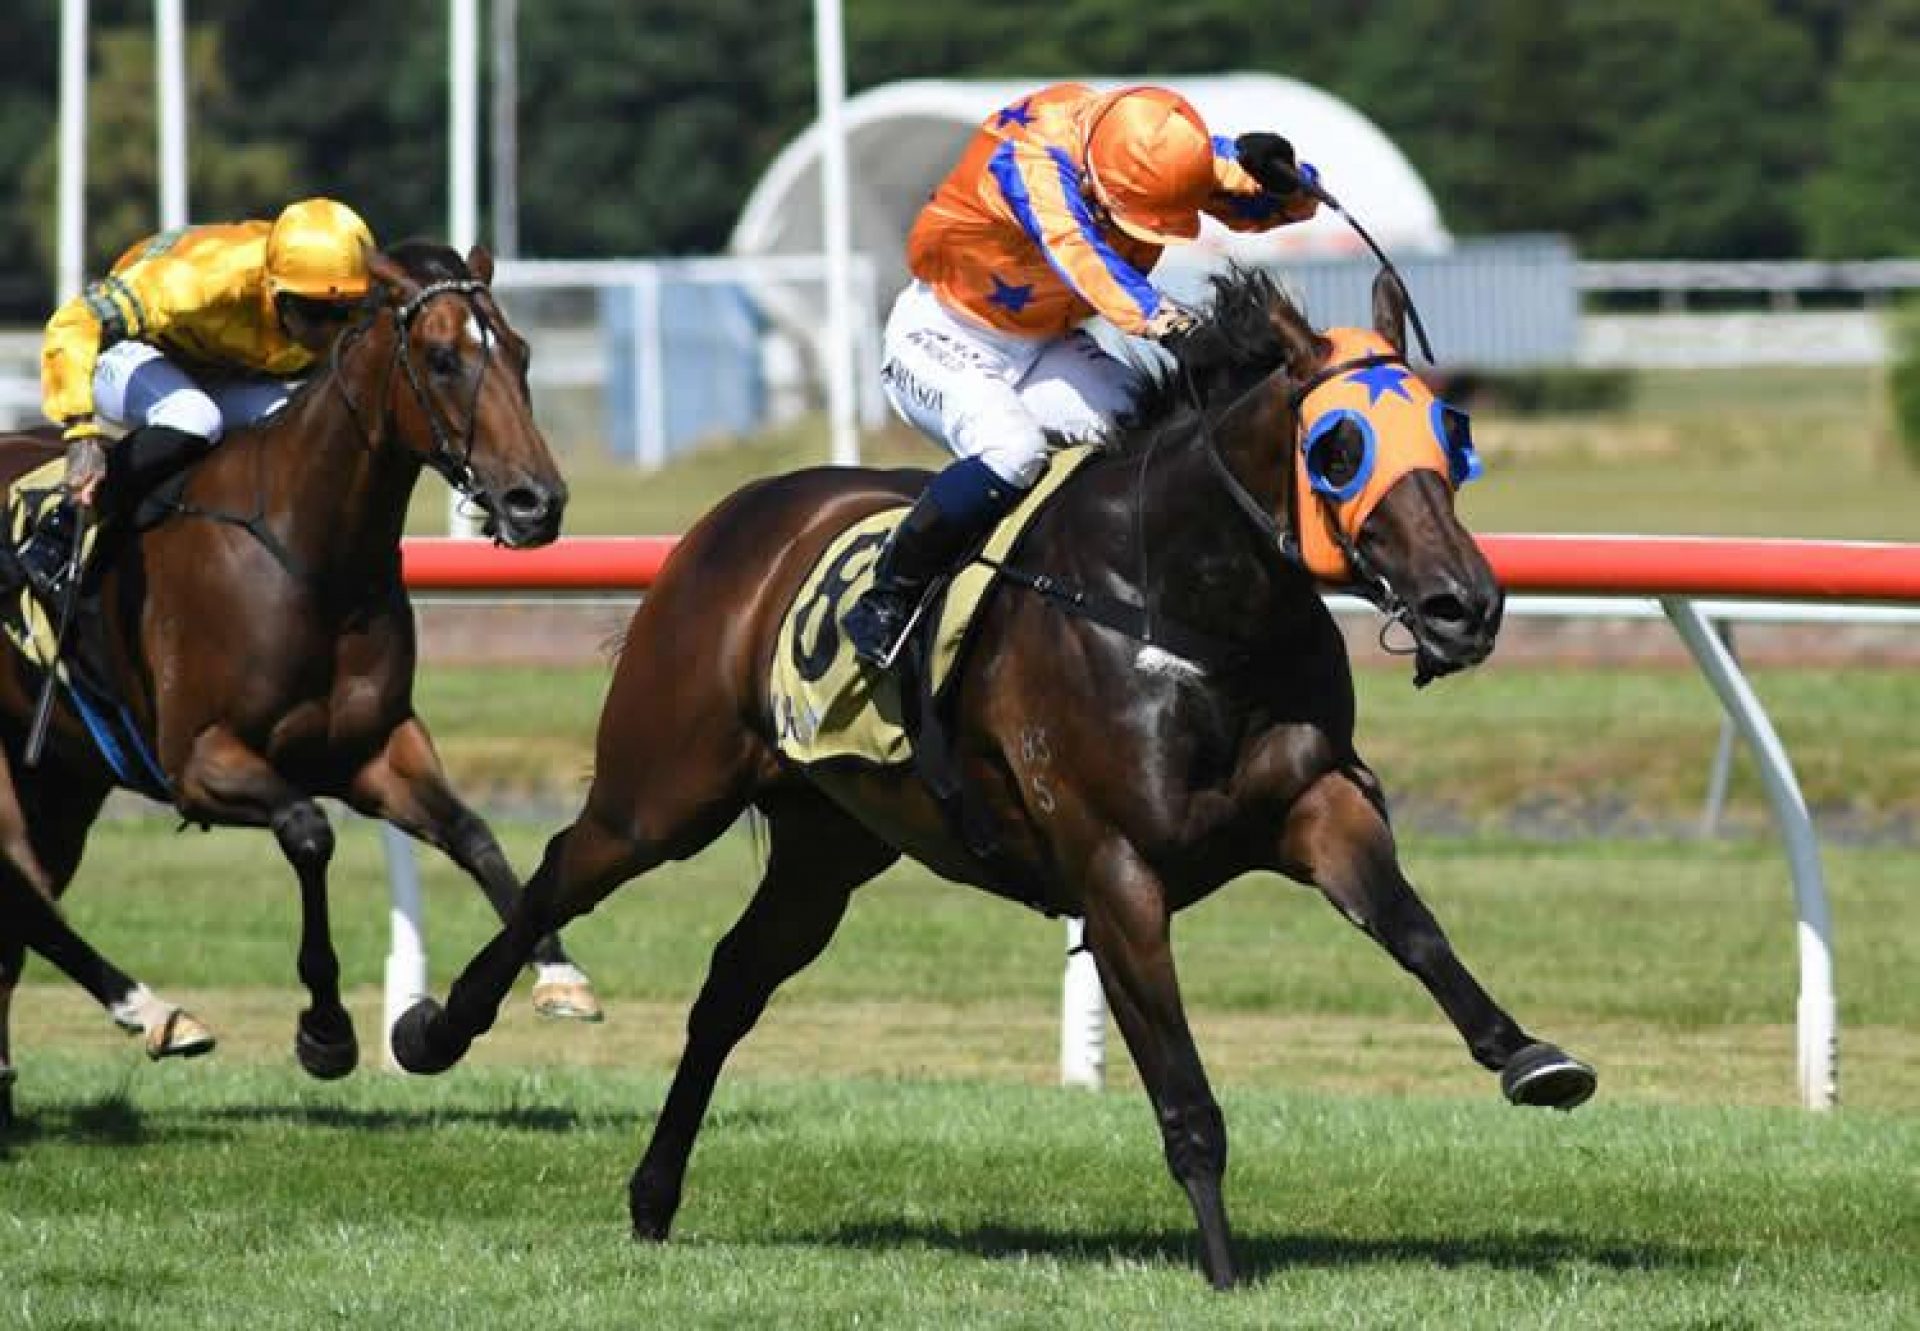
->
[[1081, 839, 1238, 1290], [1279, 768, 1595, 1109], [179, 729, 356, 1079], [394, 798, 656, 1074], [347, 717, 601, 1021], [630, 793, 896, 1242]]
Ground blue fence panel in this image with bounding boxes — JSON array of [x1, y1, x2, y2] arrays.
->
[[600, 278, 767, 463]]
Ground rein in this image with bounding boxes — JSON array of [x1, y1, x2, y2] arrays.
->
[[153, 272, 505, 590]]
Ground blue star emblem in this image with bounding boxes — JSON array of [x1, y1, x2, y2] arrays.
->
[[996, 99, 1034, 128], [1350, 363, 1413, 404], [988, 275, 1034, 313]]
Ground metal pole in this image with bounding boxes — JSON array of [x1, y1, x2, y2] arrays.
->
[[155, 0, 188, 230], [812, 0, 859, 465], [489, 0, 518, 258], [57, 0, 88, 303], [1699, 620, 1738, 838], [446, 0, 485, 536], [1663, 597, 1837, 1110]]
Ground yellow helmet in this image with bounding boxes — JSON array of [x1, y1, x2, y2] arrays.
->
[[265, 198, 375, 301]]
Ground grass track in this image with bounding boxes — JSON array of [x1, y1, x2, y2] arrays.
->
[[4, 1060, 1916, 1329]]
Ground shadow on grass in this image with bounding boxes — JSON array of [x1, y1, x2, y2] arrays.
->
[[799, 1218, 1719, 1283]]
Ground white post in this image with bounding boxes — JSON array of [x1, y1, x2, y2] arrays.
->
[[812, 0, 860, 466], [489, 0, 518, 259], [1663, 597, 1837, 1109], [1060, 918, 1106, 1089], [381, 824, 429, 1071], [631, 267, 668, 468], [155, 0, 188, 230], [57, 0, 88, 303], [445, 0, 486, 537]]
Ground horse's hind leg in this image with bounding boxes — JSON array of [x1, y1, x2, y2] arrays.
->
[[629, 789, 898, 1242], [1279, 767, 1596, 1109], [0, 768, 213, 1087], [348, 717, 602, 1021], [1081, 840, 1240, 1289]]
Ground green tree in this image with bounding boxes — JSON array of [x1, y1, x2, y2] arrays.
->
[[23, 22, 294, 283], [1802, 0, 1920, 257]]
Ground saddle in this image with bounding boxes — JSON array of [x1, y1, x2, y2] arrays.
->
[[768, 446, 1100, 909]]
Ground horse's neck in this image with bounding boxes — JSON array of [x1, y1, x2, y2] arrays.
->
[[214, 372, 419, 585], [1087, 427, 1310, 644]]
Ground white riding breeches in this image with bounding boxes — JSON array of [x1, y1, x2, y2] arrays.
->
[[91, 341, 298, 443], [880, 280, 1141, 488]]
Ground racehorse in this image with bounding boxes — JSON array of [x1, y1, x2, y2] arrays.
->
[[0, 241, 601, 1130], [393, 266, 1596, 1288]]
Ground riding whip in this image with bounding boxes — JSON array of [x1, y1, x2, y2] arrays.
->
[[25, 503, 92, 768]]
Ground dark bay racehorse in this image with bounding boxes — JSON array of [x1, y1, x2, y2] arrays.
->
[[0, 242, 600, 1129], [395, 268, 1595, 1288]]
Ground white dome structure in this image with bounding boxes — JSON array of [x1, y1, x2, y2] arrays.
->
[[731, 73, 1451, 309]]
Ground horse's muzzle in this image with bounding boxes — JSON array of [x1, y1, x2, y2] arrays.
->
[[485, 481, 567, 548], [1408, 580, 1504, 684]]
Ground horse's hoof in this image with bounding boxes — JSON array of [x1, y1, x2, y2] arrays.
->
[[0, 1063, 15, 1132], [532, 971, 604, 1024], [1502, 1042, 1597, 1111], [144, 1008, 217, 1061], [295, 1012, 360, 1081], [390, 998, 466, 1076], [629, 1169, 680, 1242]]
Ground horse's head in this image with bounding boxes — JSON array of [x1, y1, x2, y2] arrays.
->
[[1184, 268, 1501, 682], [362, 243, 567, 548]]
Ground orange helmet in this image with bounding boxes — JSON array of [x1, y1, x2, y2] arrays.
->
[[265, 198, 375, 302], [1083, 88, 1215, 246]]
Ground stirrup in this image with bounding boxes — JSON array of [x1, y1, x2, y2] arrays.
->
[[845, 589, 930, 671]]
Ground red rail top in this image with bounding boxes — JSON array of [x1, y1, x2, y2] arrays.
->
[[400, 534, 1920, 602]]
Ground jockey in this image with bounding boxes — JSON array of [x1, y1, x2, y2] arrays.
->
[[841, 83, 1320, 667], [26, 197, 376, 597]]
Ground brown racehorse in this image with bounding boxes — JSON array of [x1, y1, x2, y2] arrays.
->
[[394, 267, 1596, 1289], [0, 241, 601, 1130]]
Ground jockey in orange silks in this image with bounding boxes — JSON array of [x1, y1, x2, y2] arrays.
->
[[842, 83, 1320, 666]]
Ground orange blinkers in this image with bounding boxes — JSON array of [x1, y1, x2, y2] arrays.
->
[[1291, 328, 1481, 584]]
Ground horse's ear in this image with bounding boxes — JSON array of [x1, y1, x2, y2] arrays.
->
[[365, 248, 416, 303], [465, 244, 495, 285], [1371, 268, 1410, 358], [1269, 302, 1323, 383]]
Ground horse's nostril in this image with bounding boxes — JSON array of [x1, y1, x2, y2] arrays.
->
[[502, 486, 549, 522], [1419, 591, 1471, 629]]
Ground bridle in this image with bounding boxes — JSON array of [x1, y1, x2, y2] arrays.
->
[[333, 276, 502, 509], [1187, 355, 1415, 633]]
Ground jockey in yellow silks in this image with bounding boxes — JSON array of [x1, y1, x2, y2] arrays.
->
[[27, 198, 375, 596], [841, 83, 1320, 667]]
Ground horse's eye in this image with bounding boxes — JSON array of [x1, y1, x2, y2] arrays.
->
[[427, 345, 463, 379], [1318, 427, 1362, 489]]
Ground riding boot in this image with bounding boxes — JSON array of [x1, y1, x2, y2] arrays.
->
[[842, 456, 1023, 668], [98, 424, 214, 515]]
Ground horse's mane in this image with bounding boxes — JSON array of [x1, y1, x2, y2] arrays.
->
[[1101, 266, 1318, 458]]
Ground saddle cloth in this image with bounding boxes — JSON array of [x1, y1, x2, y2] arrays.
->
[[768, 444, 1096, 769]]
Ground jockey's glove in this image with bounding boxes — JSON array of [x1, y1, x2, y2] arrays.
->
[[61, 415, 105, 444], [1144, 300, 1198, 344], [63, 436, 108, 503], [1234, 132, 1306, 197]]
